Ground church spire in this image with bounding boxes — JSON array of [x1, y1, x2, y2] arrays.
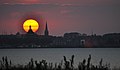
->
[[44, 21, 49, 36], [27, 25, 34, 35], [29, 25, 31, 30]]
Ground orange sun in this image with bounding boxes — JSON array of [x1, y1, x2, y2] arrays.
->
[[23, 19, 39, 32]]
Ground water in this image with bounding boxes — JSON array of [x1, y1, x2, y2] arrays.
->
[[0, 48, 120, 68]]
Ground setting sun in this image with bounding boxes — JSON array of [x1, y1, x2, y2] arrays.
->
[[23, 19, 39, 32]]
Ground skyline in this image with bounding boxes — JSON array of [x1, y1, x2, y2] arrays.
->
[[0, 0, 120, 36]]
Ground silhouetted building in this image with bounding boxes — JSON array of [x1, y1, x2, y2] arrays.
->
[[44, 22, 49, 36], [64, 32, 81, 38], [0, 21, 120, 48], [27, 26, 35, 35], [103, 33, 120, 47]]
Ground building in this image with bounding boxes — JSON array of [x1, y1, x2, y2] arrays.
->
[[44, 22, 49, 36], [0, 21, 120, 48]]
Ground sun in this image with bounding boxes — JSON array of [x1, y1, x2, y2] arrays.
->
[[23, 19, 39, 32]]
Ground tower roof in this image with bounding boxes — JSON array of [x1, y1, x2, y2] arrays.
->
[[46, 22, 48, 30], [44, 21, 49, 36], [27, 25, 34, 35]]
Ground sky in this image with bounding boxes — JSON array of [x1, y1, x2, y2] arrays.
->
[[0, 0, 120, 36]]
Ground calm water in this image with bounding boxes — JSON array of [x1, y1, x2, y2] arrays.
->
[[0, 48, 120, 68]]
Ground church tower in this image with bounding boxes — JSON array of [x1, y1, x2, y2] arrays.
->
[[44, 22, 49, 36], [27, 25, 34, 35]]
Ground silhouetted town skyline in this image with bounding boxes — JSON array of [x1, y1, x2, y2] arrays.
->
[[0, 22, 120, 48]]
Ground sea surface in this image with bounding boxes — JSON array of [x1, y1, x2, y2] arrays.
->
[[0, 48, 120, 68]]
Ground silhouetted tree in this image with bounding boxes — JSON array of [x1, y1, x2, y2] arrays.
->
[[82, 59, 86, 70], [87, 55, 91, 70], [5, 56, 9, 70], [29, 58, 34, 70], [70, 55, 74, 69], [63, 56, 70, 70], [2, 57, 4, 63], [99, 58, 103, 68]]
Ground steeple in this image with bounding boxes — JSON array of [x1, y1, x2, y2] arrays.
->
[[44, 21, 49, 36], [29, 25, 32, 30], [27, 25, 34, 35]]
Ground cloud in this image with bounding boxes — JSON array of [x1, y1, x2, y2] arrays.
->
[[60, 10, 72, 15], [0, 0, 120, 35], [0, 0, 41, 4], [0, 0, 120, 6]]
